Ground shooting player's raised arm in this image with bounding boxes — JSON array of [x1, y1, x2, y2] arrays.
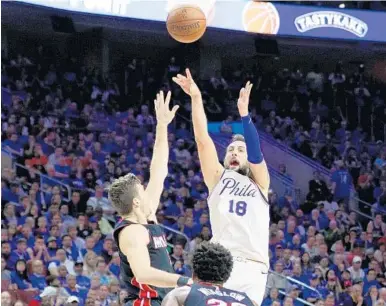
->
[[173, 69, 223, 192], [237, 82, 270, 197]]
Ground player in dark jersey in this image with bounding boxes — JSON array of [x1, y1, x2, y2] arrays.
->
[[161, 242, 255, 306], [110, 91, 192, 306]]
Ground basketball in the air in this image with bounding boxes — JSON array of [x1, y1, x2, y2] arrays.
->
[[166, 6, 207, 43], [242, 1, 280, 35]]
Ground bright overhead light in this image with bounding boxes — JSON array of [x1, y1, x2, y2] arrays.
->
[[339, 3, 345, 8]]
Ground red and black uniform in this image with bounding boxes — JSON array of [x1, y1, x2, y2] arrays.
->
[[113, 219, 174, 306]]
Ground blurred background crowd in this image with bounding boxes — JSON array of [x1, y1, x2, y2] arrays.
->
[[1, 1, 386, 306]]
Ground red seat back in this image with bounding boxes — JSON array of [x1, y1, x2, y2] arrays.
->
[[16, 289, 39, 304], [1, 280, 10, 292]]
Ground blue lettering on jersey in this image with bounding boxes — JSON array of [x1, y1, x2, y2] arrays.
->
[[229, 200, 247, 216], [219, 178, 257, 197]]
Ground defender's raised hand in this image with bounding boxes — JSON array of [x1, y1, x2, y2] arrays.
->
[[237, 81, 253, 117], [154, 91, 179, 125], [172, 68, 201, 98]]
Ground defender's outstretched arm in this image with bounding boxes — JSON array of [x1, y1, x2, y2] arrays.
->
[[145, 91, 179, 215]]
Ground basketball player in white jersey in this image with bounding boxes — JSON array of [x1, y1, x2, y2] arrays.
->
[[173, 69, 270, 305]]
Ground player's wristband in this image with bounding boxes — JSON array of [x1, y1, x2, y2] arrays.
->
[[177, 276, 189, 287], [241, 114, 263, 164]]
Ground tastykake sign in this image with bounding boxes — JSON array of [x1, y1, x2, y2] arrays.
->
[[294, 11, 368, 38], [17, 0, 386, 42]]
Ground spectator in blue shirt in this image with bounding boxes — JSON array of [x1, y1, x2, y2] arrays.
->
[[65, 274, 88, 304], [363, 269, 380, 295], [262, 288, 281, 306], [54, 157, 71, 178], [317, 203, 330, 230], [282, 248, 294, 276], [331, 161, 352, 204], [303, 274, 323, 303], [108, 253, 120, 279], [74, 261, 91, 289], [288, 285, 304, 306], [2, 203, 19, 226], [289, 234, 303, 250], [90, 229, 104, 255], [10, 259, 31, 290], [16, 224, 35, 249], [192, 201, 203, 223], [8, 238, 31, 270], [2, 183, 23, 204], [291, 263, 309, 284], [192, 212, 209, 237], [46, 236, 58, 257], [364, 286, 379, 306], [3, 133, 23, 156], [48, 225, 62, 246], [180, 216, 195, 239], [61, 234, 81, 262], [81, 236, 97, 257], [164, 197, 185, 221], [175, 122, 191, 139], [29, 259, 47, 291], [310, 209, 327, 231]]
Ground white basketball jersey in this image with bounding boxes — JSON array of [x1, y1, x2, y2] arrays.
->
[[208, 170, 270, 265]]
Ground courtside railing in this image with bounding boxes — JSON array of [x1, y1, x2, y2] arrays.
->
[[158, 224, 192, 259], [2, 149, 72, 202], [15, 162, 72, 201], [14, 162, 72, 202], [267, 270, 322, 306]]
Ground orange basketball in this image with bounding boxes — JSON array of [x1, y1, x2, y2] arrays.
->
[[166, 6, 207, 43], [242, 2, 280, 35]]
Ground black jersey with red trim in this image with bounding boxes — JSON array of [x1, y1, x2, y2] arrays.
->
[[113, 219, 174, 300], [184, 282, 255, 306]]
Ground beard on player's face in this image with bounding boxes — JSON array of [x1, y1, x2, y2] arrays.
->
[[230, 164, 250, 176], [224, 157, 249, 176]]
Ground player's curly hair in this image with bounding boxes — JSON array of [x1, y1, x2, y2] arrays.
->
[[108, 173, 141, 215], [192, 242, 233, 284]]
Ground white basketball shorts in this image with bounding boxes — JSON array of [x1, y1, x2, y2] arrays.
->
[[224, 257, 269, 305]]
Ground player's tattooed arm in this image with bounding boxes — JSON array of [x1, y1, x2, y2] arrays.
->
[[119, 224, 191, 288], [161, 286, 191, 306], [173, 68, 224, 192], [146, 91, 179, 216]]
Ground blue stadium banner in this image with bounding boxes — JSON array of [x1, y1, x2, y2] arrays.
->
[[17, 0, 386, 42]]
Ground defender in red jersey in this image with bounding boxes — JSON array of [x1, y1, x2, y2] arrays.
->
[[109, 91, 192, 306]]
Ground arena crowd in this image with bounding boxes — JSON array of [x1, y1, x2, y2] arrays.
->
[[1, 45, 385, 306]]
